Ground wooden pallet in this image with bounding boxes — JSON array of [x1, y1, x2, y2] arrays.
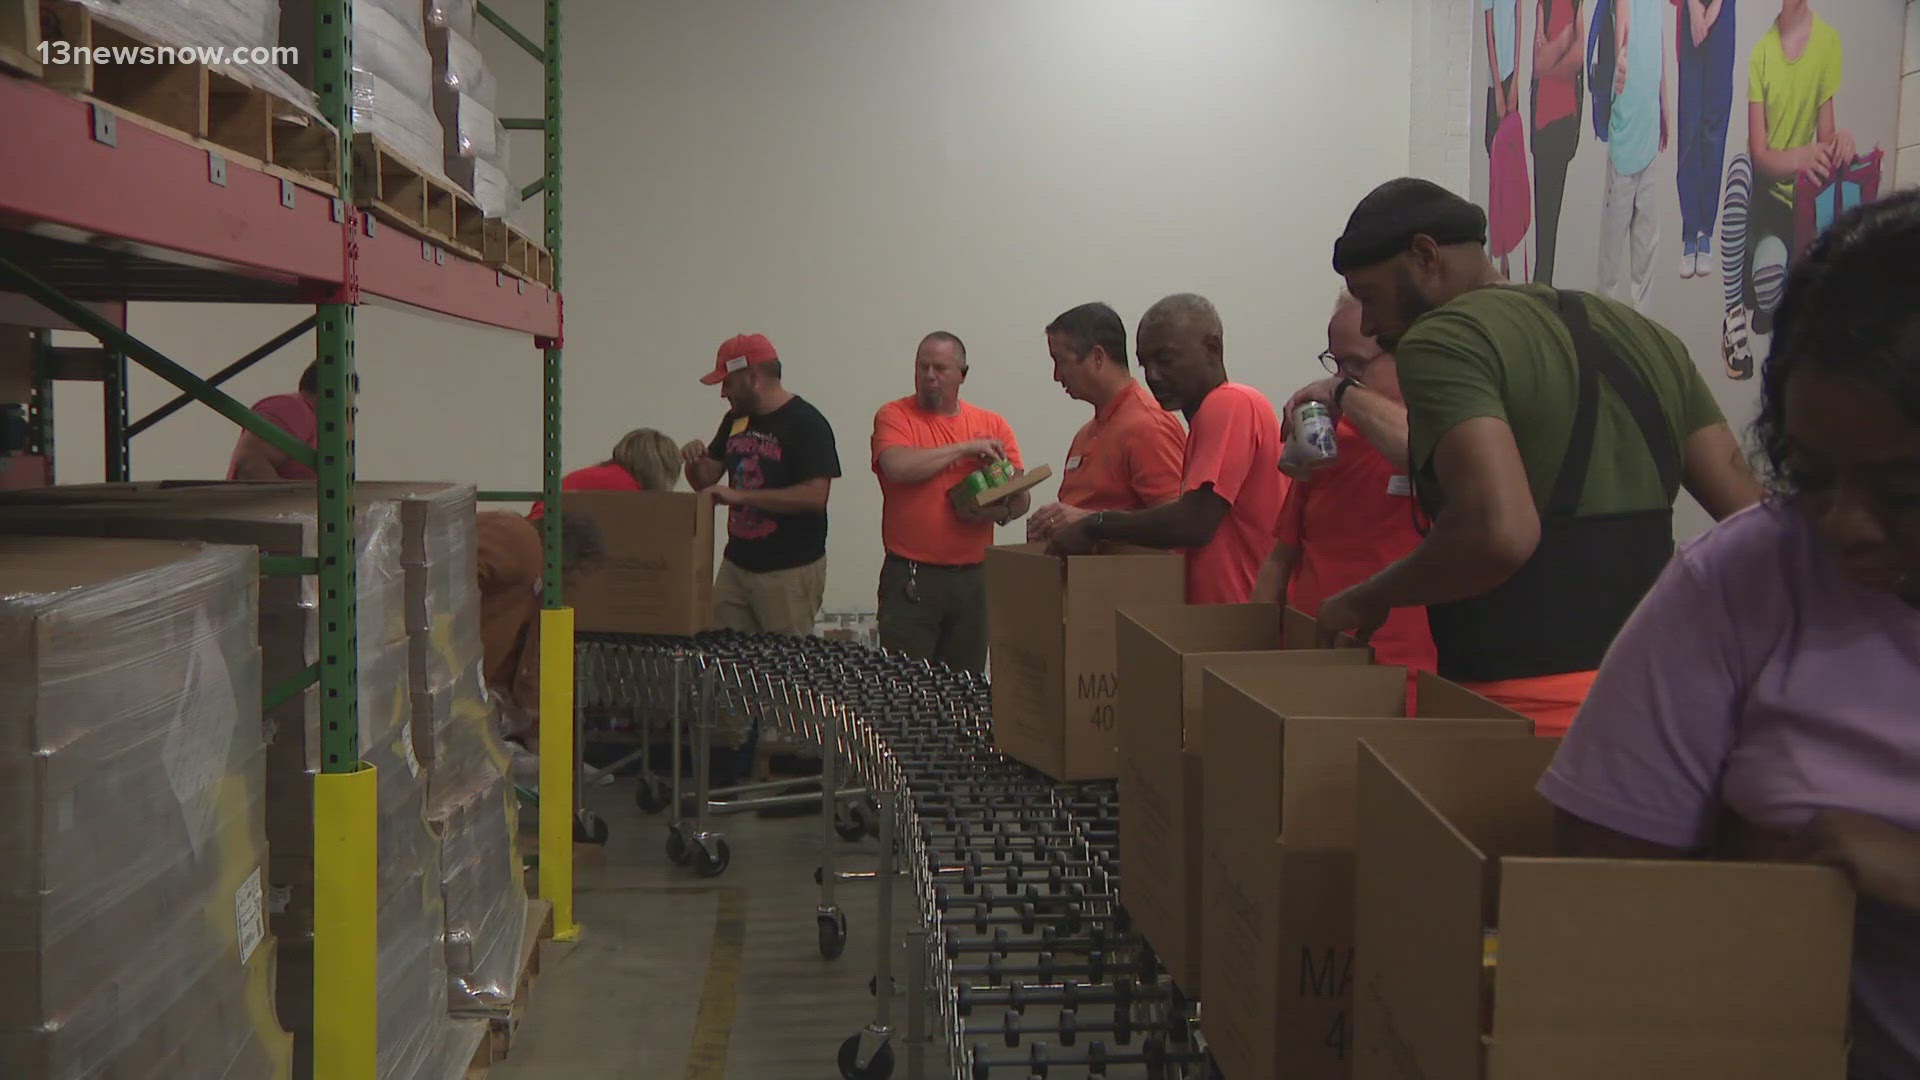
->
[[466, 897, 554, 1076], [351, 132, 495, 262], [7, 1, 339, 191], [480, 219, 556, 289], [0, 0, 39, 76]]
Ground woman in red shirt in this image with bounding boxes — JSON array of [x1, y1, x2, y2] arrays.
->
[[529, 427, 679, 519]]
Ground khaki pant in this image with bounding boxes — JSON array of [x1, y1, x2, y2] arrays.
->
[[712, 557, 826, 636]]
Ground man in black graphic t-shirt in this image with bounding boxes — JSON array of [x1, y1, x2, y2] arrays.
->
[[681, 333, 841, 635]]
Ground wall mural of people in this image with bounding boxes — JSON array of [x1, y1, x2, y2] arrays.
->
[[1468, 0, 1903, 530], [1598, 0, 1671, 310], [1485, 0, 1531, 277], [1719, 0, 1870, 379], [1530, 0, 1585, 285], [1675, 0, 1737, 283]]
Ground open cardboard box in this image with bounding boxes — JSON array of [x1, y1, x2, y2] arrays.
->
[[1111, 602, 1370, 994], [985, 542, 1185, 780], [1353, 734, 1856, 1080], [1199, 665, 1531, 1080], [565, 489, 716, 636]]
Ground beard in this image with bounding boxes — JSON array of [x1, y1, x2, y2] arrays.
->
[[916, 387, 942, 410], [1377, 267, 1437, 352]]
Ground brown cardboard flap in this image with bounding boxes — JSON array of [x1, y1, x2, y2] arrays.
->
[[1115, 602, 1285, 654], [1357, 733, 1563, 876], [1185, 650, 1373, 747], [1493, 859, 1855, 1038], [986, 546, 1069, 768], [1281, 716, 1531, 850], [1485, 1034, 1848, 1079], [1353, 742, 1490, 1080], [1413, 670, 1529, 721]]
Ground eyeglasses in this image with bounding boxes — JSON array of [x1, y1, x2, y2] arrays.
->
[[1318, 348, 1385, 376]]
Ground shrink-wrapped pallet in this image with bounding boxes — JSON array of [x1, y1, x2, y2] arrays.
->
[[0, 537, 294, 1079]]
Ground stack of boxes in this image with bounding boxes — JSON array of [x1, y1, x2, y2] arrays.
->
[[426, 0, 516, 217], [0, 537, 293, 1078], [281, 0, 449, 185], [364, 481, 526, 1016], [0, 482, 524, 1078], [982, 545, 1860, 1080]]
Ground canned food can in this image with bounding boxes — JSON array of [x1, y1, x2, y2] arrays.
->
[[964, 470, 992, 495], [992, 459, 1016, 484], [1292, 401, 1340, 461]]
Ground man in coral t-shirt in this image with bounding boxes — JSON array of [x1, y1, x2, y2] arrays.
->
[[871, 331, 1029, 673], [1257, 293, 1436, 685], [1027, 302, 1187, 542], [1048, 294, 1285, 604]]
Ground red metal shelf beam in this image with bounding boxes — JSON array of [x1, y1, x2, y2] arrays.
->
[[356, 217, 560, 338], [0, 75, 343, 291], [0, 74, 561, 340]]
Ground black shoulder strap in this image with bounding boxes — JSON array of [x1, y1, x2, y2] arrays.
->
[[1546, 290, 1683, 517]]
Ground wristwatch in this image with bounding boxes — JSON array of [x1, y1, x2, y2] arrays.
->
[[1333, 376, 1360, 410]]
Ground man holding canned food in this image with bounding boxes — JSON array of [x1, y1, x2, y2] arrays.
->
[[1253, 289, 1436, 688], [871, 330, 1029, 673]]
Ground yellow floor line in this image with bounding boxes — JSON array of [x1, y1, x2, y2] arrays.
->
[[683, 887, 748, 1080]]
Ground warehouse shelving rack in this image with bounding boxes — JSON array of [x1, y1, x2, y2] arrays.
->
[[0, 1, 572, 1074]]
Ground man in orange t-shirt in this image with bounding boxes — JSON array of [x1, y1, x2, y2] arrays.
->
[[1256, 293, 1436, 684], [1027, 302, 1187, 542], [1048, 294, 1286, 604], [871, 331, 1029, 672]]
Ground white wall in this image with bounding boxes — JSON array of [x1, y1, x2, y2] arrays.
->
[[58, 0, 1413, 614], [1904, 0, 1920, 185], [1409, 0, 1478, 191]]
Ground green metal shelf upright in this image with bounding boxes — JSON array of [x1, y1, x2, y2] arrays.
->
[[0, 0, 569, 1074]]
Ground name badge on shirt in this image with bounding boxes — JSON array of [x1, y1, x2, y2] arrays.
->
[[1387, 475, 1413, 497], [1065, 455, 1084, 471], [729, 416, 749, 436]]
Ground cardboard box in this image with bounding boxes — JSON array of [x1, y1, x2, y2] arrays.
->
[[1353, 734, 1856, 1080], [985, 543, 1186, 780], [565, 490, 716, 636], [1112, 602, 1369, 994], [0, 536, 292, 1079], [1199, 666, 1531, 1080]]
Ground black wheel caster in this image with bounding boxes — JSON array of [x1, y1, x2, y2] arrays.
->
[[817, 910, 848, 960], [634, 775, 669, 814], [666, 824, 693, 866], [835, 806, 869, 842], [573, 809, 609, 845], [695, 837, 731, 878], [838, 1035, 895, 1080]]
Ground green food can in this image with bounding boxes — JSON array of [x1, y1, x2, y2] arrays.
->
[[992, 459, 1015, 484], [963, 470, 992, 495]]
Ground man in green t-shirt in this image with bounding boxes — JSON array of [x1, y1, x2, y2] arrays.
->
[[1318, 178, 1761, 732]]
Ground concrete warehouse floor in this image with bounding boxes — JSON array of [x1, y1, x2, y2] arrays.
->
[[494, 778, 886, 1080]]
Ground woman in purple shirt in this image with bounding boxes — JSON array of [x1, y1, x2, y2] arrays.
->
[[1540, 190, 1920, 1080]]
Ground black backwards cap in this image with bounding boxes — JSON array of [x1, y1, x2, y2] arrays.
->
[[1331, 178, 1489, 274]]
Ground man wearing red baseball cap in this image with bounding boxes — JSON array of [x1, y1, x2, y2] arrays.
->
[[682, 333, 842, 636]]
